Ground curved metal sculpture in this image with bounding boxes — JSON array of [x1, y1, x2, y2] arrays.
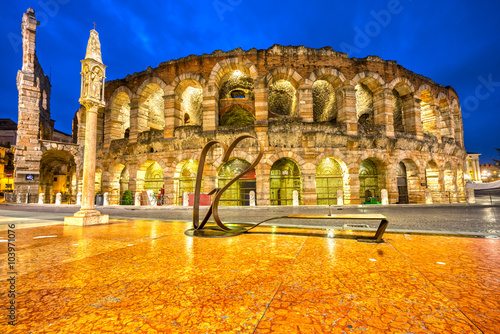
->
[[192, 135, 263, 232], [190, 135, 389, 242]]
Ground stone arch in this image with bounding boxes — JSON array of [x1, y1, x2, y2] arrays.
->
[[39, 149, 77, 204], [265, 67, 303, 118], [315, 157, 346, 205], [172, 158, 201, 205], [265, 151, 307, 173], [213, 149, 258, 170], [389, 77, 416, 133], [107, 86, 133, 142], [135, 77, 169, 133], [396, 158, 420, 204], [352, 72, 385, 134], [310, 69, 346, 123], [358, 157, 386, 203], [217, 157, 256, 206], [109, 163, 125, 205], [173, 74, 205, 127], [136, 160, 165, 197], [269, 157, 303, 206], [208, 57, 259, 90]]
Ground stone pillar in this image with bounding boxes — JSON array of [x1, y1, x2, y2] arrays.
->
[[466, 188, 475, 204], [128, 99, 140, 144], [38, 193, 44, 204], [337, 190, 343, 206], [163, 93, 178, 138], [103, 192, 109, 206], [381, 189, 389, 205], [298, 86, 313, 122], [373, 87, 395, 137], [183, 192, 190, 206], [337, 85, 358, 136], [77, 192, 82, 205], [135, 192, 141, 206], [202, 85, 217, 133], [403, 97, 423, 140], [65, 29, 108, 226], [55, 193, 62, 205], [302, 173, 316, 205], [292, 190, 299, 206], [345, 173, 360, 205], [254, 79, 268, 124], [249, 191, 256, 206], [255, 171, 269, 206]]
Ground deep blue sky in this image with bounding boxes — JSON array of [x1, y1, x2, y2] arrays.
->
[[1, 0, 499, 162]]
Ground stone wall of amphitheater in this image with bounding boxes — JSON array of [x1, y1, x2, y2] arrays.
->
[[77, 45, 466, 206]]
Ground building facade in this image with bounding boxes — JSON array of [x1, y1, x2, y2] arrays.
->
[[14, 9, 467, 205]]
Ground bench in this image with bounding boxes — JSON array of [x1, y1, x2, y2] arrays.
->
[[248, 213, 389, 243]]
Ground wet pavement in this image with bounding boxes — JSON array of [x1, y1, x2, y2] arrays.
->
[[1, 204, 499, 333], [1, 203, 499, 236], [0, 217, 499, 333]]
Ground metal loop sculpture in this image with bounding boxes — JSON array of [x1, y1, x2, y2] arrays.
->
[[192, 135, 263, 232]]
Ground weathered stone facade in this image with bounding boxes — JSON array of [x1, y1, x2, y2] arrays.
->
[[14, 8, 466, 206], [14, 9, 76, 203], [76, 45, 466, 206]]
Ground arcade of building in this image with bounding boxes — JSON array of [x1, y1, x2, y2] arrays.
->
[[33, 44, 466, 206]]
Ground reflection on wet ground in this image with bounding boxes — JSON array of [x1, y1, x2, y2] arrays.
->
[[1, 219, 499, 333]]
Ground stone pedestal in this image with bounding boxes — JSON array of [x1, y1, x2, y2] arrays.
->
[[55, 192, 62, 205], [103, 192, 109, 206], [292, 190, 299, 206], [337, 190, 343, 206], [77, 192, 82, 205], [466, 188, 475, 204], [135, 192, 141, 206], [65, 210, 109, 226], [38, 193, 44, 204], [381, 189, 389, 205], [249, 191, 256, 206]]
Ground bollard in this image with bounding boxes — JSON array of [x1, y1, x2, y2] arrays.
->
[[292, 190, 299, 206], [55, 193, 62, 205], [38, 193, 45, 204], [381, 189, 389, 205], [16, 193, 22, 203], [76, 192, 82, 205], [249, 191, 256, 206], [337, 189, 343, 206], [103, 192, 109, 206], [183, 192, 189, 207], [466, 188, 475, 204]]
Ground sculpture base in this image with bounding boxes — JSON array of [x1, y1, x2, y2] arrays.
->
[[185, 225, 248, 238], [64, 213, 109, 226]]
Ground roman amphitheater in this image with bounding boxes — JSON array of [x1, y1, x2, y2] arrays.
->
[[77, 44, 464, 206], [13, 10, 467, 206]]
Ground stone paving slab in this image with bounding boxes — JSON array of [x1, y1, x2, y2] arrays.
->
[[1, 218, 499, 333]]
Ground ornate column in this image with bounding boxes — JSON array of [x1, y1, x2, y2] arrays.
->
[[65, 28, 109, 226]]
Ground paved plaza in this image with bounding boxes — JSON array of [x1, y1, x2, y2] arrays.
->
[[1, 204, 499, 333]]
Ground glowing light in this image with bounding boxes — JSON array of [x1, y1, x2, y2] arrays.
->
[[234, 70, 241, 75]]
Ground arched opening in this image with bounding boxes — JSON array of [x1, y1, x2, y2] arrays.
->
[[174, 160, 199, 206], [138, 83, 165, 132], [177, 83, 203, 126], [218, 70, 254, 126], [137, 161, 164, 198], [313, 80, 337, 123], [316, 158, 343, 205], [268, 80, 298, 117], [95, 167, 102, 194], [396, 162, 409, 204], [109, 91, 131, 140], [359, 159, 379, 203], [421, 90, 437, 137], [355, 83, 374, 133], [217, 158, 256, 206], [270, 158, 302, 205], [120, 167, 129, 203], [425, 161, 440, 202], [39, 149, 76, 204], [109, 164, 125, 205]]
